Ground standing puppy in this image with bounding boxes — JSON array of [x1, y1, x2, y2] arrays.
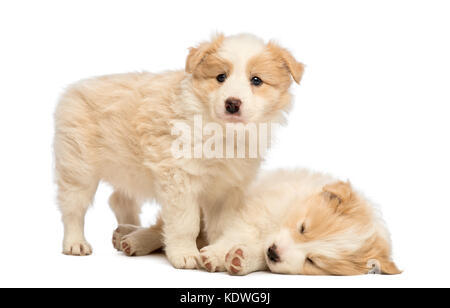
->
[[53, 34, 303, 268]]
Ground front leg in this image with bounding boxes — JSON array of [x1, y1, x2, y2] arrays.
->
[[225, 243, 267, 276], [159, 178, 201, 269]]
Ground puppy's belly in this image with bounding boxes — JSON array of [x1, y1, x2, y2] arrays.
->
[[100, 162, 156, 200]]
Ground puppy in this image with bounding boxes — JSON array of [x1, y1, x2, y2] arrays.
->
[[53, 34, 304, 268], [113, 169, 400, 275]]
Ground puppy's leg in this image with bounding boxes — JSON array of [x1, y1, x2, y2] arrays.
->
[[225, 244, 267, 276], [120, 220, 163, 256], [57, 182, 98, 256], [112, 224, 142, 251], [159, 185, 201, 269], [109, 191, 141, 226]]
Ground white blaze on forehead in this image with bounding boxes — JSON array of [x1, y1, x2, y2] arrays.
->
[[217, 34, 265, 69], [213, 34, 267, 120]]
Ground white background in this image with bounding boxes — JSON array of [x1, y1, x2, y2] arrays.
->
[[1, 0, 449, 288]]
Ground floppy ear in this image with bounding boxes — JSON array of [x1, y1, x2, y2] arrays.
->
[[380, 260, 402, 275], [267, 42, 305, 84], [186, 34, 224, 74], [322, 181, 353, 206]]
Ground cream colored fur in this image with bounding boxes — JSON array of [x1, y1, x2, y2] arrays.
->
[[114, 169, 399, 275], [53, 34, 303, 268]]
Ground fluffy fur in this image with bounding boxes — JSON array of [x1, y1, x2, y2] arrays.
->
[[53, 33, 304, 268], [113, 169, 400, 275]]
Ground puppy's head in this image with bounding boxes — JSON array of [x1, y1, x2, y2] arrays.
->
[[186, 34, 304, 123], [265, 181, 401, 275]]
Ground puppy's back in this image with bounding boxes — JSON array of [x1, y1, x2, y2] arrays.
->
[[53, 71, 185, 184]]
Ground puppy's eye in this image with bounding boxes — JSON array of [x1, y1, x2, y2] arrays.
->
[[216, 73, 227, 83], [250, 76, 263, 86], [299, 223, 306, 234], [306, 257, 315, 265]]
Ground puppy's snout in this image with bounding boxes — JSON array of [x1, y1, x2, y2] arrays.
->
[[225, 97, 242, 114], [267, 244, 280, 263]]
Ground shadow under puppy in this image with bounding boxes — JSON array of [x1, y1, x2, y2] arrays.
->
[[113, 169, 401, 275]]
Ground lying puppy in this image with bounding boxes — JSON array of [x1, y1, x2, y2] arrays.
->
[[113, 169, 400, 275], [53, 33, 304, 269]]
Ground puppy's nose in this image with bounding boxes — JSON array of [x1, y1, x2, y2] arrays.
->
[[267, 244, 280, 263], [225, 97, 242, 114]]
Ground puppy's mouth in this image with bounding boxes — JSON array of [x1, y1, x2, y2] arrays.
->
[[218, 113, 247, 124]]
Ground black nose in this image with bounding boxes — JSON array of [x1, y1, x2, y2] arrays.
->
[[267, 244, 280, 263], [225, 97, 242, 114]]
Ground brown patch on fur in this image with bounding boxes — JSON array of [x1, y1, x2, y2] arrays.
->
[[186, 34, 234, 104], [285, 181, 400, 275], [306, 235, 402, 276], [190, 52, 234, 104], [286, 183, 370, 244], [186, 34, 226, 74], [266, 42, 304, 84], [246, 42, 303, 116], [247, 50, 293, 90], [322, 181, 357, 215], [193, 53, 233, 80]]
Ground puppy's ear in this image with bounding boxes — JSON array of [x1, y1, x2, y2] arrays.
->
[[380, 260, 402, 275], [186, 34, 225, 74], [367, 258, 402, 275], [323, 181, 353, 204], [267, 42, 305, 84]]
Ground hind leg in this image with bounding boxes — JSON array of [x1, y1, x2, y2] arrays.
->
[[58, 181, 98, 256], [112, 224, 141, 250], [114, 218, 163, 256], [109, 190, 141, 226]]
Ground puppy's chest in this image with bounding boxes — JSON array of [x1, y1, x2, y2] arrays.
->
[[183, 157, 260, 189]]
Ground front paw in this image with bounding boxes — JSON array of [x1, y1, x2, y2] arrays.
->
[[63, 238, 92, 256], [225, 246, 248, 276], [199, 246, 226, 272], [166, 248, 200, 269]]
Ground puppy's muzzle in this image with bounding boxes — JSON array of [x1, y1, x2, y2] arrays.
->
[[225, 97, 241, 114], [267, 244, 280, 263]]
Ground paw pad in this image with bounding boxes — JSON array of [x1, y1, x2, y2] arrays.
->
[[226, 247, 246, 275]]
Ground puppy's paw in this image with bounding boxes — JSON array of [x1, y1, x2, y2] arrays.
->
[[119, 234, 151, 257], [166, 249, 200, 269], [112, 224, 140, 251], [63, 239, 92, 256], [199, 246, 226, 272], [225, 246, 249, 276]]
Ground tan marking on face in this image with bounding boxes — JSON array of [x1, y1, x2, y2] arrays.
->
[[190, 54, 234, 105], [247, 50, 293, 90], [193, 54, 233, 79], [276, 181, 400, 275], [304, 235, 401, 275], [186, 35, 233, 106], [187, 34, 303, 123], [246, 43, 303, 116]]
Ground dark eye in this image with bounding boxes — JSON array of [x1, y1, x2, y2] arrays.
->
[[216, 73, 227, 83], [251, 76, 263, 86], [300, 223, 306, 234], [306, 257, 314, 265]]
